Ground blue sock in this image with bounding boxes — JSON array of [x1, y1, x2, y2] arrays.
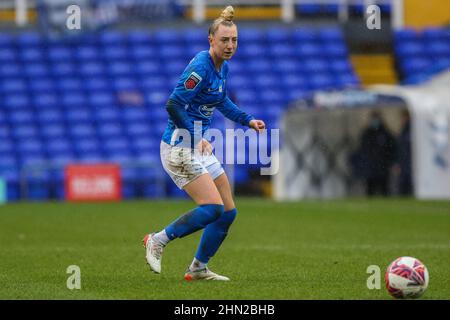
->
[[195, 208, 237, 264], [165, 204, 224, 240]]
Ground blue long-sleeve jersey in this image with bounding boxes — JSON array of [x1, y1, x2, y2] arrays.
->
[[162, 50, 255, 148]]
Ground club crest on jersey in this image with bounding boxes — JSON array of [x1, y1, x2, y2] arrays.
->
[[184, 72, 202, 90]]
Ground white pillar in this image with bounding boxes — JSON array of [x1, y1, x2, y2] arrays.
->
[[392, 0, 404, 30], [338, 0, 349, 23], [192, 0, 205, 24], [15, 0, 28, 27], [281, 0, 295, 23]]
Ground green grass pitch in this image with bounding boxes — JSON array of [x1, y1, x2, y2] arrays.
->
[[0, 198, 449, 299]]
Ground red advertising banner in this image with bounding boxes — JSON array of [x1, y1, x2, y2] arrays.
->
[[65, 164, 122, 202]]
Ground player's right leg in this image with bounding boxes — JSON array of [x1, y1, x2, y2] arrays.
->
[[143, 142, 224, 274]]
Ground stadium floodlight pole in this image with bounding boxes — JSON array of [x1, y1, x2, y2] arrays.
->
[[192, 0, 205, 24], [281, 0, 294, 23], [15, 0, 28, 26]]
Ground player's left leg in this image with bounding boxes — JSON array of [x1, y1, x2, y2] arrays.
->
[[187, 172, 237, 278]]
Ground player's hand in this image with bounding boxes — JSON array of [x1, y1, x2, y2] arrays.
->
[[249, 119, 266, 132], [197, 139, 213, 155]]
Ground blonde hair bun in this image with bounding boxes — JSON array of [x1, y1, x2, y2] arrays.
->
[[220, 6, 234, 22]]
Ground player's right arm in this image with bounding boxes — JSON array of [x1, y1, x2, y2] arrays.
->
[[165, 63, 208, 145], [166, 63, 207, 131]]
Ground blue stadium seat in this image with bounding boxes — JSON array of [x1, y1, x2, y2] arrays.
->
[[145, 92, 168, 106], [125, 123, 152, 139], [19, 153, 46, 167], [246, 58, 272, 73], [102, 137, 129, 151], [8, 110, 35, 125], [323, 43, 348, 58], [130, 45, 158, 60], [186, 44, 207, 59], [56, 76, 83, 92], [182, 28, 205, 44], [266, 27, 291, 43], [48, 46, 73, 61], [0, 64, 21, 77], [4, 94, 30, 109], [329, 59, 353, 73], [127, 30, 153, 45], [97, 122, 124, 137], [292, 28, 317, 43], [112, 77, 138, 91], [296, 4, 321, 15], [45, 138, 72, 154], [84, 77, 110, 91], [396, 42, 425, 57], [73, 138, 100, 154], [101, 45, 129, 61], [318, 27, 345, 43], [282, 74, 308, 90], [94, 108, 121, 122], [0, 48, 16, 62], [303, 59, 328, 73], [17, 32, 42, 46], [422, 27, 447, 42], [40, 123, 66, 138], [24, 63, 49, 78], [426, 42, 450, 58], [20, 48, 45, 62], [159, 45, 185, 59], [88, 92, 116, 107], [400, 58, 432, 75], [121, 107, 149, 122], [272, 59, 303, 73], [0, 123, 9, 139], [17, 139, 44, 155], [0, 33, 14, 47], [164, 60, 187, 76], [108, 62, 134, 77], [65, 108, 92, 123], [68, 124, 96, 138], [29, 78, 55, 92], [51, 62, 77, 78], [238, 28, 265, 43], [75, 45, 100, 61], [33, 93, 59, 109], [296, 43, 323, 57], [268, 43, 295, 58], [79, 62, 106, 77], [61, 91, 87, 108], [153, 29, 182, 44], [77, 152, 104, 163], [309, 74, 335, 90], [1, 79, 27, 93], [121, 167, 138, 199], [99, 31, 127, 46], [238, 43, 265, 58], [0, 140, 14, 154], [135, 61, 160, 75]]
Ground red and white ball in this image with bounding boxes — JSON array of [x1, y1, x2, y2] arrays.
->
[[385, 256, 429, 299]]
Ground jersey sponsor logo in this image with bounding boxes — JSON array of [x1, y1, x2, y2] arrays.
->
[[199, 105, 215, 118], [184, 72, 202, 90]]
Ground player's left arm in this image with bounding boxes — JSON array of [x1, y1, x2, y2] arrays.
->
[[217, 96, 266, 132]]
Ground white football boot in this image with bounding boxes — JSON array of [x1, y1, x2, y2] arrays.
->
[[184, 267, 230, 281], [142, 233, 164, 274]]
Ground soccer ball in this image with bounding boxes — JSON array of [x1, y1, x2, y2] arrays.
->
[[385, 256, 429, 299]]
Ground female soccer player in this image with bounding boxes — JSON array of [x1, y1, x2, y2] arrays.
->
[[143, 6, 265, 281]]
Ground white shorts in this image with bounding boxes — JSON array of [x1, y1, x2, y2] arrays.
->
[[160, 141, 225, 189]]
